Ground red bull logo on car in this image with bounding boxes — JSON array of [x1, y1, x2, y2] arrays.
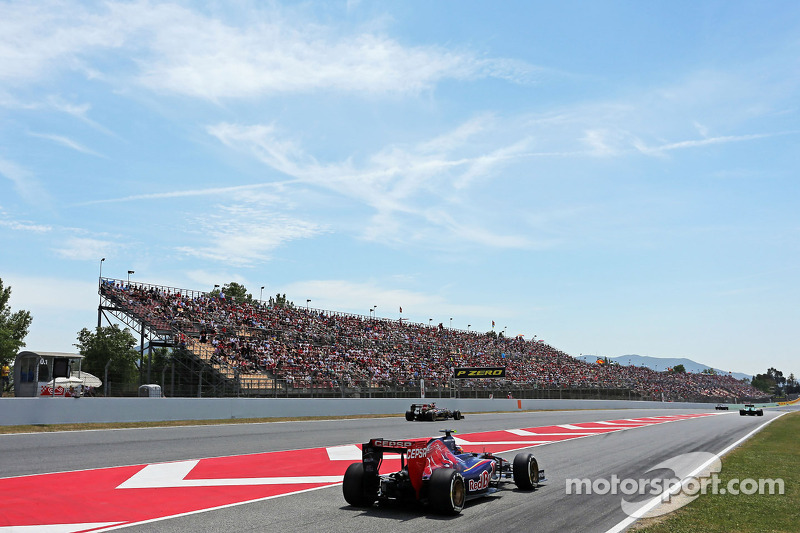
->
[[468, 469, 491, 492]]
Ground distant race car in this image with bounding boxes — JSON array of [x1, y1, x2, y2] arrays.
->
[[715, 404, 729, 410], [739, 404, 764, 416], [343, 429, 545, 514], [405, 403, 463, 422]]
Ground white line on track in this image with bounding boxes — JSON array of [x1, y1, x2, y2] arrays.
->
[[557, 424, 618, 430], [506, 429, 599, 436], [604, 412, 789, 533], [455, 439, 554, 445], [0, 523, 124, 533], [117, 460, 343, 489], [591, 421, 652, 426]]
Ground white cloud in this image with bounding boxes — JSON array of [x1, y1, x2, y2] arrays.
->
[[0, 207, 51, 233], [282, 279, 505, 325], [176, 205, 327, 266], [5, 274, 97, 312], [0, 157, 51, 205], [74, 181, 291, 207], [0, 1, 126, 85], [4, 273, 100, 352], [28, 132, 104, 157], [207, 120, 536, 249], [0, 1, 538, 98], [54, 237, 115, 261], [633, 132, 776, 156]]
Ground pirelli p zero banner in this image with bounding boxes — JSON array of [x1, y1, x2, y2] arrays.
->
[[453, 367, 507, 379]]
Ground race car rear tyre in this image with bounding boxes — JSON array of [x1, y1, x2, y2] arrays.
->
[[343, 463, 376, 508], [757, 410, 764, 416], [405, 410, 415, 421], [513, 453, 539, 490], [428, 468, 465, 514], [426, 410, 436, 422], [739, 410, 745, 416]]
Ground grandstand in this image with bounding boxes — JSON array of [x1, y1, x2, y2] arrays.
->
[[97, 278, 767, 402]]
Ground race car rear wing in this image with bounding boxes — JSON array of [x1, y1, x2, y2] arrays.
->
[[362, 438, 430, 497], [363, 438, 428, 462]]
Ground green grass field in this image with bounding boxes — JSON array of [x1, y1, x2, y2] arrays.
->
[[634, 411, 800, 533], [0, 413, 405, 434]]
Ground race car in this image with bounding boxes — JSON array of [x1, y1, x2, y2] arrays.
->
[[715, 404, 729, 410], [739, 404, 764, 416], [342, 429, 545, 514], [405, 403, 463, 422]]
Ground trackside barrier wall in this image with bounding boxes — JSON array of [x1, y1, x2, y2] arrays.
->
[[0, 398, 740, 426]]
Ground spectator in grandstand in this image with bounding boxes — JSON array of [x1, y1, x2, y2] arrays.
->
[[100, 280, 764, 401]]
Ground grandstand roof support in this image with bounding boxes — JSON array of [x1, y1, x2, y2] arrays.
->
[[97, 281, 176, 385]]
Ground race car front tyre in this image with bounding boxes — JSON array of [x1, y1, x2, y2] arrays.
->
[[757, 410, 764, 416], [428, 468, 465, 514], [513, 453, 539, 490], [739, 410, 746, 416], [453, 411, 462, 420], [343, 463, 376, 507], [405, 410, 415, 421]]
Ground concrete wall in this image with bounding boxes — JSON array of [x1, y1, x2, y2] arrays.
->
[[0, 397, 721, 426]]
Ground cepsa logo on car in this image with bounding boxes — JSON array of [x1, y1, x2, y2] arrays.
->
[[407, 447, 427, 459], [371, 439, 417, 448]]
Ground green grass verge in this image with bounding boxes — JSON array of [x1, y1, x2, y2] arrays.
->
[[0, 413, 406, 434], [0, 408, 566, 434], [634, 411, 800, 533]]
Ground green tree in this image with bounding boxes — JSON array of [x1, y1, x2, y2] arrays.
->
[[0, 278, 33, 363], [269, 293, 294, 307], [147, 347, 173, 378], [786, 373, 799, 394], [209, 282, 253, 304], [75, 325, 140, 386], [767, 367, 786, 393], [751, 372, 776, 394], [671, 364, 686, 374]]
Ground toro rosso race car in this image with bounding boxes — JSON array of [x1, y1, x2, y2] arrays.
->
[[405, 403, 463, 422], [739, 404, 764, 416], [343, 429, 545, 514]]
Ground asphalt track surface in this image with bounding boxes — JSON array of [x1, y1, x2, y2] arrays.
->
[[2, 406, 794, 532]]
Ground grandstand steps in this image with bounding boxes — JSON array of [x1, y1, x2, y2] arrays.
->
[[188, 342, 236, 380], [187, 341, 280, 393]]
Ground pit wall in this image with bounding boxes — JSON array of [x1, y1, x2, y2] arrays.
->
[[0, 397, 744, 426]]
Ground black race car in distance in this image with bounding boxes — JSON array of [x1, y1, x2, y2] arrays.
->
[[405, 403, 463, 422], [715, 404, 729, 410]]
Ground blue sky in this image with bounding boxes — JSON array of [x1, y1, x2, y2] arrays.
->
[[1, 1, 798, 377]]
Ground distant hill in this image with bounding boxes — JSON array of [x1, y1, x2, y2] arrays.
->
[[574, 354, 752, 381]]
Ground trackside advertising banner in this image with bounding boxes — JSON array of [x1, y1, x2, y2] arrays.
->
[[453, 367, 506, 379]]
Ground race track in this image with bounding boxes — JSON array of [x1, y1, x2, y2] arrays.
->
[[2, 406, 794, 532]]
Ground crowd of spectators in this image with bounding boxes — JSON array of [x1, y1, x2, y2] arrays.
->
[[101, 280, 764, 402]]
